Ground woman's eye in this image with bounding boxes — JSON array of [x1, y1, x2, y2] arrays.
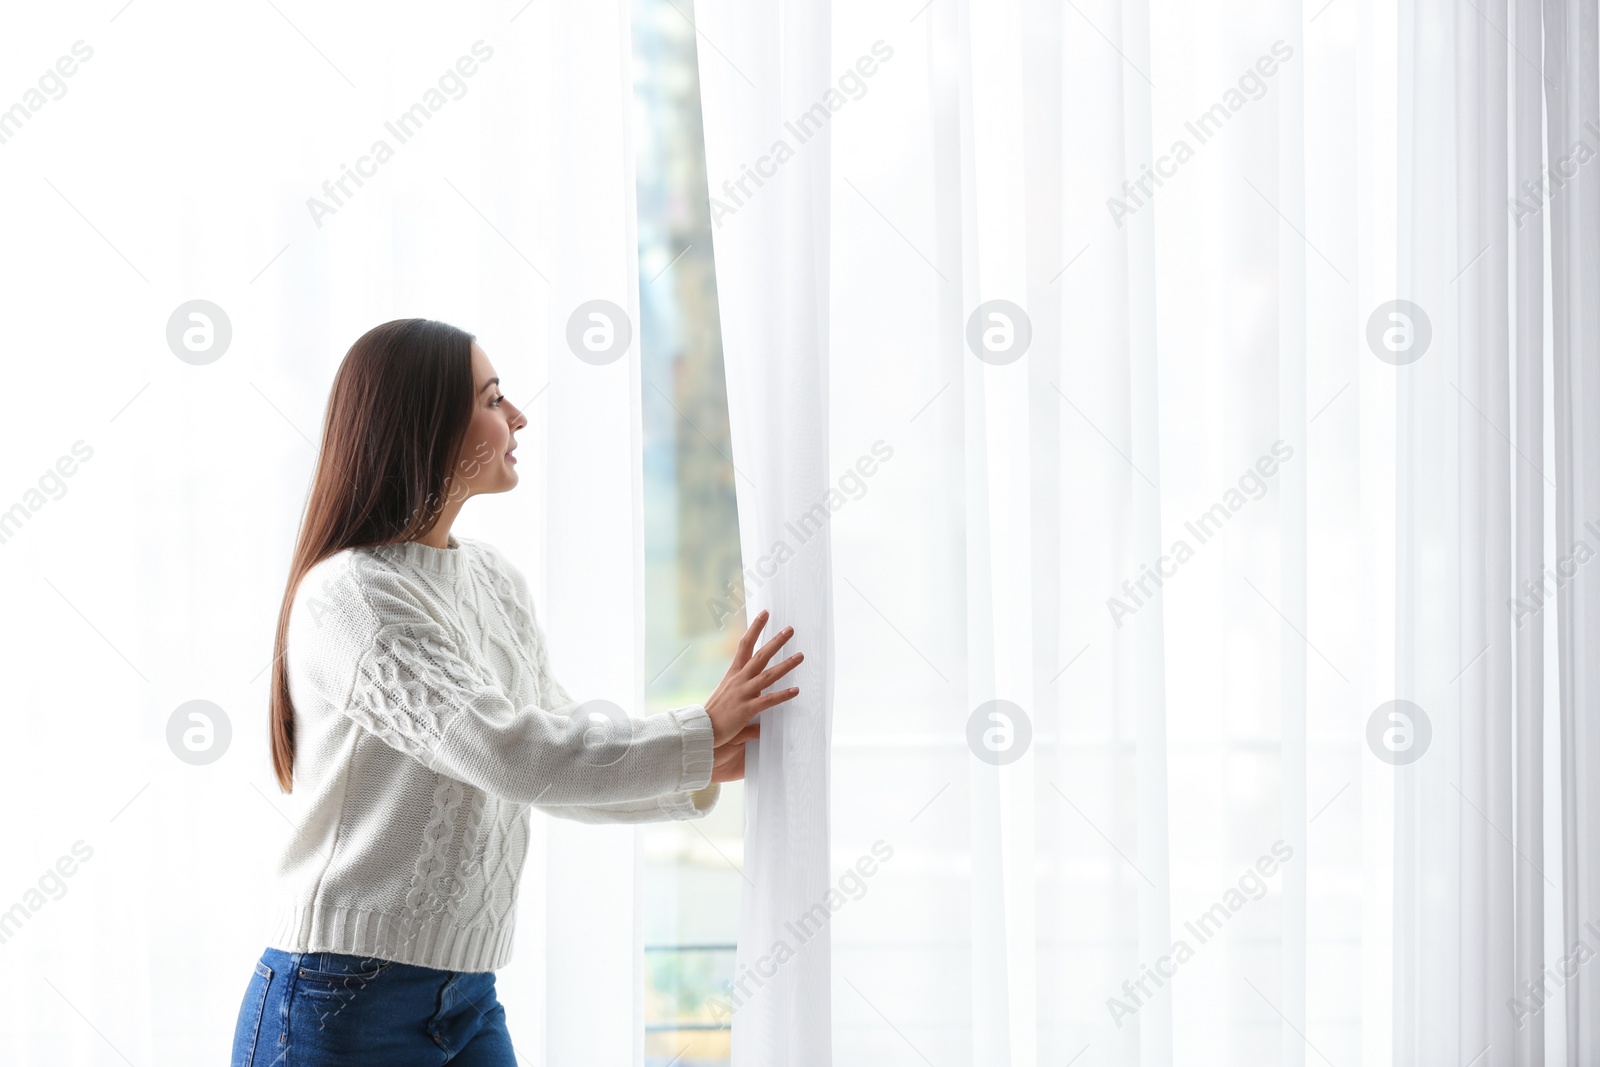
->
[[492, 394, 505, 406]]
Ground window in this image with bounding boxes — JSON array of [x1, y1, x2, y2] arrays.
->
[[632, 1, 744, 1062]]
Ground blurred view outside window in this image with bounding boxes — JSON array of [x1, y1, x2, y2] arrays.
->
[[633, 1, 745, 1063]]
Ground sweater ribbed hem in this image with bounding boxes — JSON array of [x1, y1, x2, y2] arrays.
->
[[265, 900, 515, 974], [673, 704, 715, 792]]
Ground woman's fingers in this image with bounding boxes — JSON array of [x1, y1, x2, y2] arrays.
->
[[719, 723, 760, 747], [732, 610, 770, 671], [704, 613, 802, 745], [753, 651, 803, 691], [711, 745, 746, 783], [745, 624, 795, 677], [709, 689, 792, 745], [712, 740, 745, 780], [752, 686, 800, 713]]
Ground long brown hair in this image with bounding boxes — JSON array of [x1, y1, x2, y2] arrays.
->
[[269, 318, 477, 792]]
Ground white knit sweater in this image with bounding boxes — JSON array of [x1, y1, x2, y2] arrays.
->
[[264, 532, 719, 973]]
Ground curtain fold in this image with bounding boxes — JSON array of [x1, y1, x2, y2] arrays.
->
[[693, 1, 838, 1062], [1272, 0, 1310, 1059], [1509, 2, 1545, 1063], [1544, 0, 1600, 1060], [955, 0, 1045, 1061], [1391, 1, 1562, 1064]]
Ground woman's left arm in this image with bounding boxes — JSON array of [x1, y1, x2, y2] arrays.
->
[[535, 718, 757, 822], [485, 542, 732, 824]]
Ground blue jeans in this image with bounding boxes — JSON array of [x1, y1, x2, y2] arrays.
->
[[231, 947, 517, 1066]]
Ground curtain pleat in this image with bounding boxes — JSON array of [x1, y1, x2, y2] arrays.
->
[[693, 1, 837, 1062], [1510, 1, 1546, 1064], [1273, 0, 1310, 1058], [957, 0, 1043, 1061], [1544, 0, 1600, 1060]]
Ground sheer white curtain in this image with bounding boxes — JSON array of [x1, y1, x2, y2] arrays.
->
[[698, 1, 1593, 1065], [1394, 0, 1592, 1064], [693, 1, 838, 1063], [1542, 0, 1600, 1061], [527, 0, 648, 1063]]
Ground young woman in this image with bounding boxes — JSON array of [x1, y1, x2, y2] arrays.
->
[[231, 318, 800, 1066]]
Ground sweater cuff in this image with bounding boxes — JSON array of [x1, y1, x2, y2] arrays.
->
[[655, 782, 722, 820], [673, 704, 715, 792]]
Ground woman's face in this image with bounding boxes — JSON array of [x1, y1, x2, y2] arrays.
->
[[452, 341, 526, 499]]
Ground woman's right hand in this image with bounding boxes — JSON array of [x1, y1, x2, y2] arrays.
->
[[703, 609, 802, 746]]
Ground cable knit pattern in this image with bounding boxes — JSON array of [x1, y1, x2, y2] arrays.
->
[[265, 532, 719, 973]]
